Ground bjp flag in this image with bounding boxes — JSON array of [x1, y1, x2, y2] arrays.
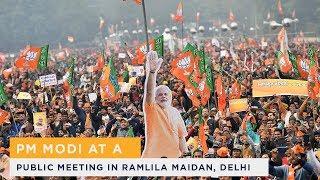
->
[[170, 51, 194, 82], [15, 45, 49, 71], [0, 109, 9, 125], [100, 57, 120, 101]]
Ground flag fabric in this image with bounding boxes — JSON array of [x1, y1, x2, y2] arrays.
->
[[278, 0, 283, 16], [204, 55, 214, 92], [292, 9, 296, 18], [127, 126, 135, 137], [215, 75, 226, 112], [277, 28, 293, 74], [230, 81, 241, 99], [175, 1, 183, 23], [267, 12, 271, 20], [288, 51, 300, 78], [99, 17, 105, 31], [2, 68, 12, 79], [172, 43, 213, 107], [296, 56, 309, 79], [170, 51, 195, 82], [185, 85, 201, 107], [0, 82, 8, 106], [100, 56, 120, 101], [0, 109, 9, 125], [307, 46, 319, 99], [197, 76, 211, 106], [133, 0, 141, 5], [150, 18, 155, 26], [15, 45, 49, 71], [67, 36, 74, 43], [196, 12, 200, 23], [198, 107, 208, 154], [63, 58, 75, 108], [93, 51, 105, 72], [229, 10, 235, 21], [132, 35, 164, 65], [170, 13, 175, 22]]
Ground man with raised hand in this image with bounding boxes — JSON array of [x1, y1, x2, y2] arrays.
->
[[142, 50, 188, 158]]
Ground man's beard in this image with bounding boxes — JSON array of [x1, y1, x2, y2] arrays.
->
[[157, 101, 170, 108]]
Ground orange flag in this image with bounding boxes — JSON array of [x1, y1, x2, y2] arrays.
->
[[197, 76, 211, 106], [230, 81, 241, 99], [297, 56, 309, 79], [93, 52, 105, 72], [216, 75, 226, 112], [278, 0, 283, 16], [277, 28, 293, 73], [0, 109, 9, 125], [175, 1, 183, 23], [2, 68, 12, 79], [134, 0, 141, 5], [185, 85, 201, 107], [15, 45, 41, 70], [229, 10, 235, 21], [100, 57, 120, 101], [170, 51, 195, 82]]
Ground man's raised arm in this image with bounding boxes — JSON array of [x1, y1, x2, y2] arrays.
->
[[143, 51, 163, 105]]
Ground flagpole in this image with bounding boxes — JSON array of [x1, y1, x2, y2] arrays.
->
[[181, 0, 184, 49], [141, 0, 150, 52]]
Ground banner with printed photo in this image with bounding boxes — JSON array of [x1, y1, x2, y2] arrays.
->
[[252, 79, 308, 97], [229, 98, 249, 113], [33, 112, 47, 133], [39, 74, 57, 87]]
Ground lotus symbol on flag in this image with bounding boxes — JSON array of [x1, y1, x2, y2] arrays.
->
[[279, 57, 286, 67], [26, 51, 37, 61], [140, 44, 153, 55], [185, 88, 194, 96], [104, 86, 113, 96], [177, 56, 191, 69], [300, 60, 309, 72], [198, 80, 205, 92]]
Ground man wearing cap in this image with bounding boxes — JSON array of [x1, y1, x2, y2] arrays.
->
[[142, 51, 188, 158], [110, 117, 132, 137], [232, 144, 243, 158]]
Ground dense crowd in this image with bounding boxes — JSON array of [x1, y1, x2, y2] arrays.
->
[[0, 32, 319, 180]]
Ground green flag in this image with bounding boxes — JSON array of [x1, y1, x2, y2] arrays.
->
[[0, 82, 8, 106], [126, 126, 135, 137], [288, 51, 300, 77], [37, 45, 49, 70], [197, 48, 206, 74], [183, 43, 197, 56], [204, 55, 214, 92], [109, 56, 121, 93], [154, 35, 164, 58]]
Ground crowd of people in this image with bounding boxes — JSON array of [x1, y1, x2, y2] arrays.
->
[[0, 29, 319, 180]]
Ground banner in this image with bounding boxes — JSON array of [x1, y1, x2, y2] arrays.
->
[[33, 112, 47, 133], [229, 98, 248, 113], [118, 53, 126, 59], [39, 74, 57, 87], [129, 66, 144, 77], [252, 79, 308, 97], [17, 92, 32, 100]]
